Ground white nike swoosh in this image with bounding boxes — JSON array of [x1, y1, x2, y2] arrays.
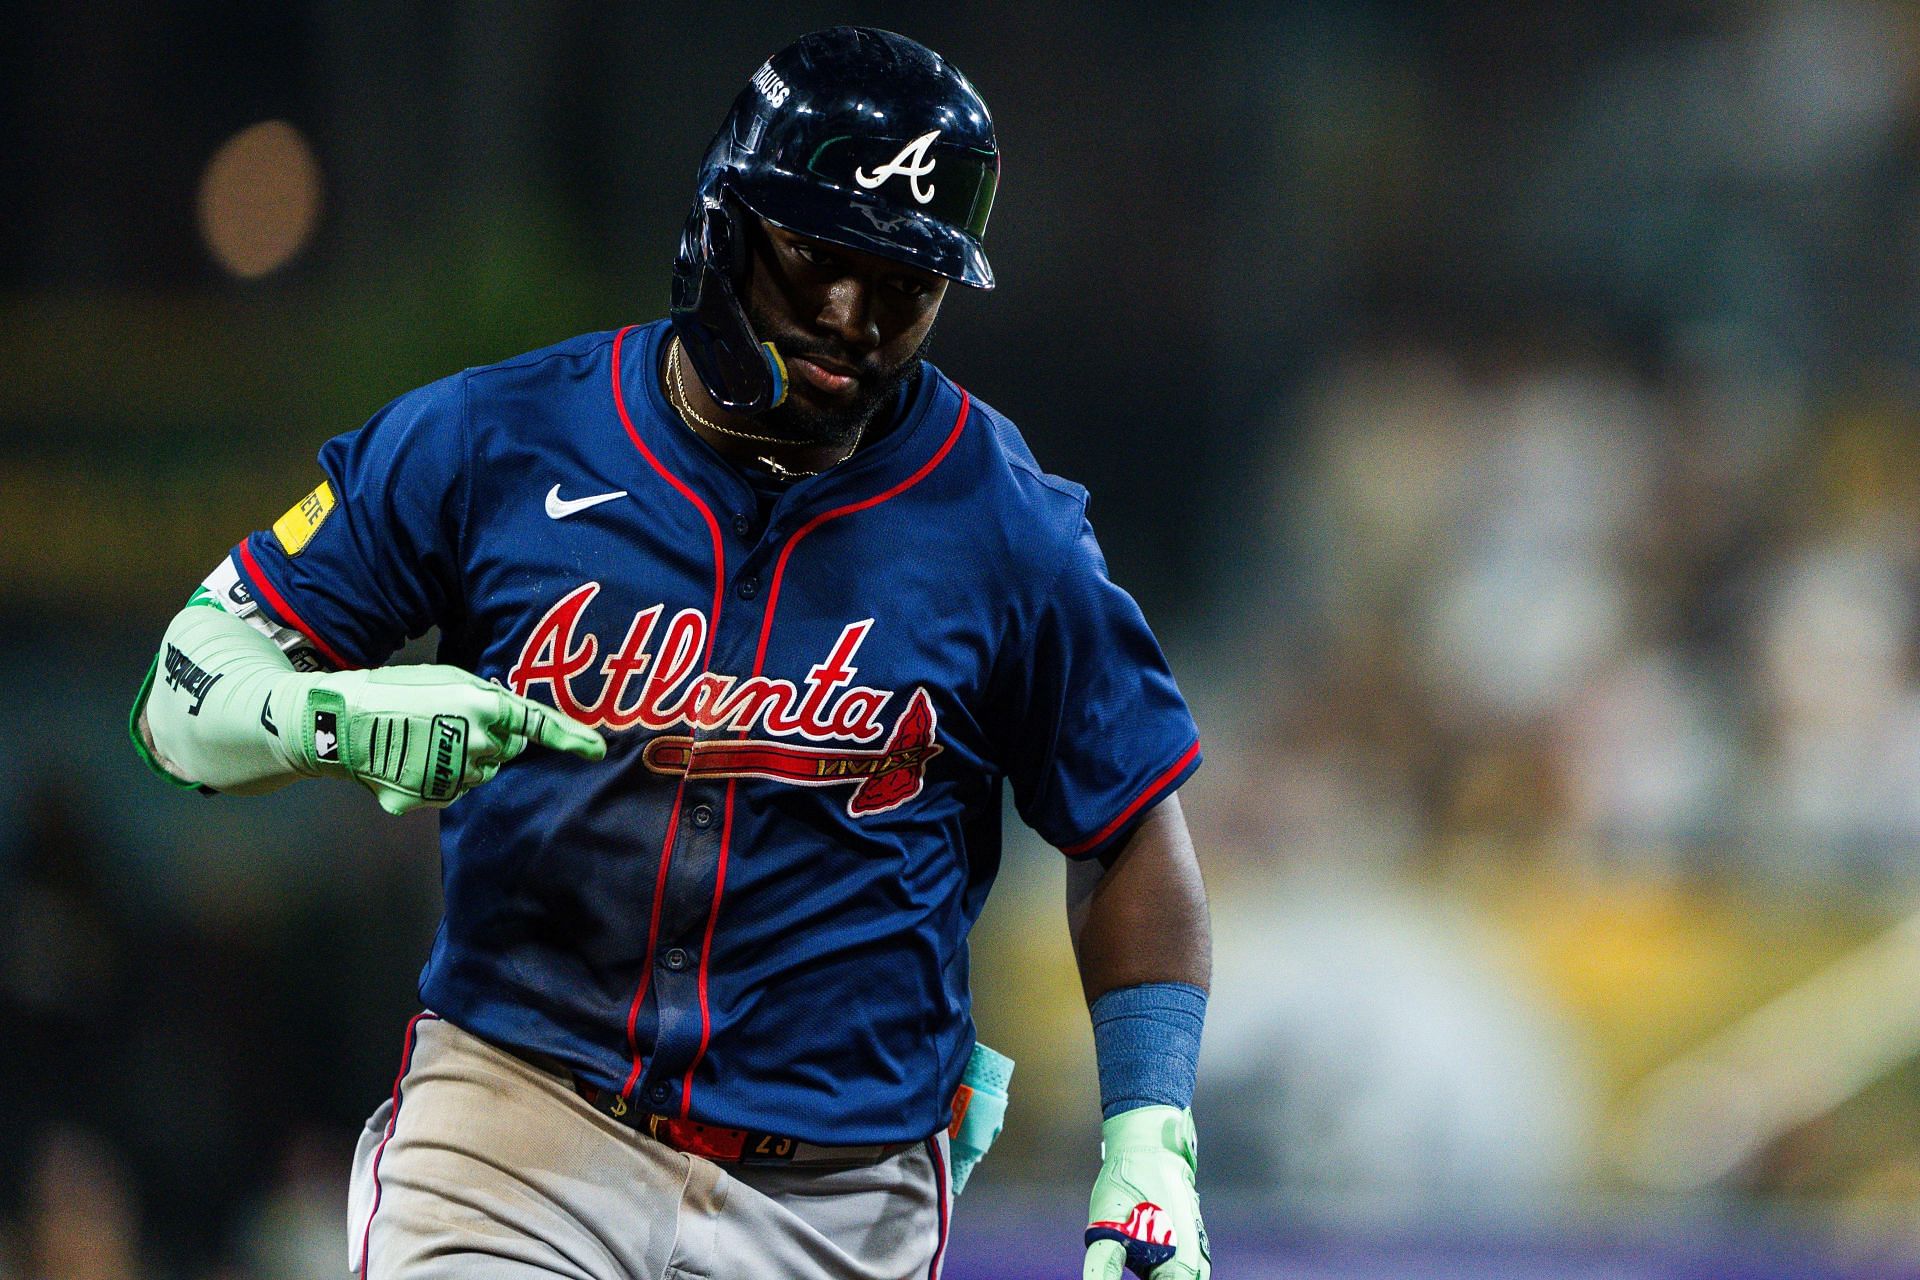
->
[[545, 485, 628, 519]]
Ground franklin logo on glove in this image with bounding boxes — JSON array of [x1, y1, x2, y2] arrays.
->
[[426, 716, 468, 803]]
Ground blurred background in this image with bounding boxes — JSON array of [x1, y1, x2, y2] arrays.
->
[[10, 0, 1920, 1275]]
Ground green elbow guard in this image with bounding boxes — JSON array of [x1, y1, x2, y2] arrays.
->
[[132, 600, 306, 794]]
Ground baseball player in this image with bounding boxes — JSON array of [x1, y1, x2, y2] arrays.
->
[[132, 27, 1210, 1280]]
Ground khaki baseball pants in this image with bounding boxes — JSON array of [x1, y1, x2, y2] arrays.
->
[[348, 1015, 952, 1280]]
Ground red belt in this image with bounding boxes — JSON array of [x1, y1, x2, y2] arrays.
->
[[483, 1029, 930, 1168], [573, 1079, 915, 1167]]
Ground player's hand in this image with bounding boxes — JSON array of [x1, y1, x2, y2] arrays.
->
[[1083, 1106, 1209, 1280], [282, 665, 606, 814]]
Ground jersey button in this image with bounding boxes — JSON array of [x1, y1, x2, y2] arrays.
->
[[736, 576, 759, 600], [648, 1084, 669, 1105], [732, 513, 752, 537], [690, 804, 714, 828], [663, 946, 690, 971]]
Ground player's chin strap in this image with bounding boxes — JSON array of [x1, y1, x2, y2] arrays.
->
[[669, 192, 789, 415]]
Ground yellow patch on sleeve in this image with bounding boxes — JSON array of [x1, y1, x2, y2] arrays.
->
[[271, 481, 336, 556]]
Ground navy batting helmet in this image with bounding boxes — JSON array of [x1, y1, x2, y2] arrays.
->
[[671, 27, 1000, 414]]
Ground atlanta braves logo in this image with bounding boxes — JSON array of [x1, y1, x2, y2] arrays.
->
[[506, 583, 941, 816], [642, 689, 940, 817], [855, 130, 940, 204]]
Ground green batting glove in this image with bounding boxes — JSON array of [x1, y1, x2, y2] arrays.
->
[[283, 666, 606, 815], [1083, 1106, 1209, 1280]]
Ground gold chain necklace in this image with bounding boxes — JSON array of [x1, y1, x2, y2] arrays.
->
[[668, 335, 787, 444], [667, 335, 864, 481]]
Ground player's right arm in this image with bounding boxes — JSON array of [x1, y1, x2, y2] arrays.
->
[[132, 368, 603, 813], [133, 583, 603, 814]]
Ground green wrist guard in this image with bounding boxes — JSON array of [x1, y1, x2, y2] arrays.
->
[[949, 1041, 1013, 1195]]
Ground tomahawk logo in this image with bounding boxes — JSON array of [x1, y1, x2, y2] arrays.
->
[[643, 688, 942, 817], [855, 130, 940, 204]]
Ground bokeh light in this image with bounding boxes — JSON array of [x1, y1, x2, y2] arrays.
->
[[195, 119, 323, 279]]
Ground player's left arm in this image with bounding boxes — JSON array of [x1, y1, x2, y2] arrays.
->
[[1068, 793, 1211, 1280]]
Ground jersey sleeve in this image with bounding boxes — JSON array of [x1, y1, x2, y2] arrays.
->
[[229, 371, 471, 670], [999, 515, 1201, 860]]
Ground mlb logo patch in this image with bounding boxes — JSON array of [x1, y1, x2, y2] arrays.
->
[[313, 709, 340, 763]]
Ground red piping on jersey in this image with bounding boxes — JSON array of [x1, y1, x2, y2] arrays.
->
[[609, 324, 727, 1102], [679, 390, 973, 1119], [1059, 738, 1201, 857], [618, 780, 689, 1099], [751, 390, 973, 674], [236, 540, 355, 670], [359, 1010, 437, 1279], [925, 1136, 951, 1279], [610, 326, 728, 648], [677, 777, 738, 1118]]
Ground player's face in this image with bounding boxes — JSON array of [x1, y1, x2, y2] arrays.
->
[[744, 220, 949, 446]]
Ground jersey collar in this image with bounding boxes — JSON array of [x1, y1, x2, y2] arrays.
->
[[614, 320, 952, 523]]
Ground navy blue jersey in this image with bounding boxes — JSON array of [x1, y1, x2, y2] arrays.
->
[[230, 320, 1200, 1144]]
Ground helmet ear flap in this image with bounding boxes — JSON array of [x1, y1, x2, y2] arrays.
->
[[669, 189, 789, 415], [704, 195, 754, 288]]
